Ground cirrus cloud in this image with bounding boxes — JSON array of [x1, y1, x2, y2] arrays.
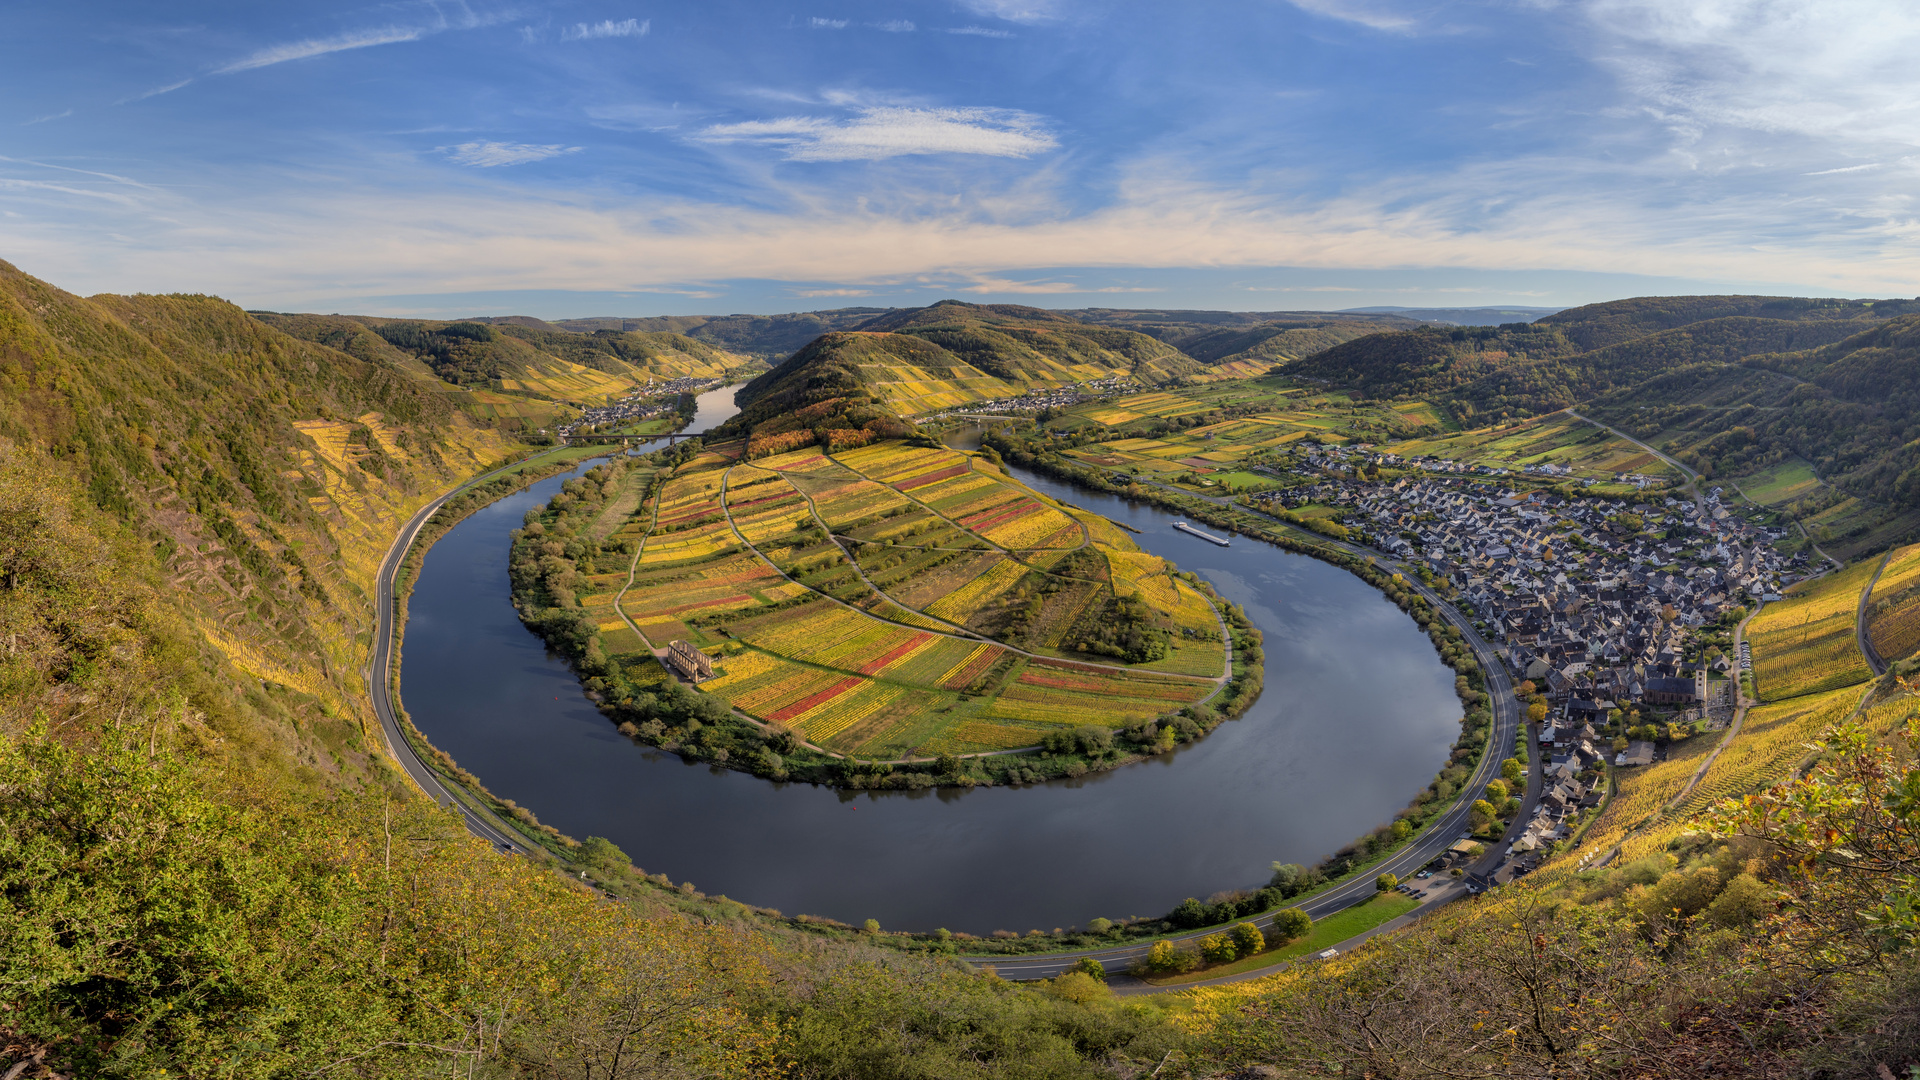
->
[[562, 18, 650, 40], [446, 141, 583, 167], [696, 106, 1056, 161]]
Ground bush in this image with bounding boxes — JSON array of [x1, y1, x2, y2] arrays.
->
[[1200, 933, 1238, 964], [1272, 908, 1312, 942], [1230, 921, 1265, 957], [1139, 939, 1197, 975], [1376, 873, 1399, 892]]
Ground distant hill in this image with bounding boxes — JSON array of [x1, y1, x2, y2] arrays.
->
[[1340, 305, 1564, 326], [255, 313, 765, 421], [545, 308, 890, 360], [720, 299, 1212, 437]]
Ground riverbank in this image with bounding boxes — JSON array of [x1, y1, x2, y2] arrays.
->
[[505, 438, 1265, 791], [392, 409, 1473, 935]]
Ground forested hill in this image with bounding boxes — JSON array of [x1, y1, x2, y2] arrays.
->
[[0, 258, 513, 774], [545, 307, 890, 359], [721, 299, 1413, 441], [257, 312, 760, 403], [1288, 294, 1920, 417]]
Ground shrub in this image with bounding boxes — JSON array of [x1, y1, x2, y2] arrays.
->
[[1230, 921, 1264, 957], [1200, 933, 1238, 964], [1376, 873, 1399, 892], [1272, 908, 1312, 942]]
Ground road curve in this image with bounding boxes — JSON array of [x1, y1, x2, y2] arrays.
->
[[368, 453, 575, 852], [1859, 549, 1894, 677], [967, 495, 1526, 987]]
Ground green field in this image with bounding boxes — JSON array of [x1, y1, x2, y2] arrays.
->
[[1734, 457, 1823, 505]]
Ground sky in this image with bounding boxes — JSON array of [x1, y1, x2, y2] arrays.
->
[[2, 0, 1917, 319]]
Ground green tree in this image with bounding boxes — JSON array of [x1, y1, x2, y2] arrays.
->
[[1201, 933, 1238, 964], [1484, 779, 1510, 802], [1528, 700, 1550, 723], [1230, 922, 1265, 957], [1376, 873, 1399, 892], [1501, 757, 1525, 784], [1471, 799, 1499, 828], [1073, 955, 1107, 978], [1271, 908, 1312, 942], [863, 918, 881, 934]]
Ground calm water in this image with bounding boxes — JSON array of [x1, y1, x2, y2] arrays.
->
[[401, 406, 1458, 932]]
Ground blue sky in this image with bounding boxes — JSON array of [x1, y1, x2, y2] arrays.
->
[[3, 0, 1916, 318]]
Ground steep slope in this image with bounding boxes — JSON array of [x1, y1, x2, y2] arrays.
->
[[0, 259, 514, 762], [1537, 293, 1917, 350], [726, 299, 1208, 434], [1590, 313, 1920, 505], [262, 314, 763, 404]]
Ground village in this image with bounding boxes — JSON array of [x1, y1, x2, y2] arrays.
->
[[927, 375, 1142, 419], [1247, 450, 1811, 872], [555, 376, 722, 438]]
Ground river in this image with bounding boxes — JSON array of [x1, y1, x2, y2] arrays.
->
[[400, 401, 1459, 933]]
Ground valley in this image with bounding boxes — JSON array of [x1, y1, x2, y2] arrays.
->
[[9, 263, 1920, 1075]]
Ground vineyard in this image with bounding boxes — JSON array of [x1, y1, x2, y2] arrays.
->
[[1612, 685, 1863, 862], [558, 440, 1229, 758], [1745, 558, 1877, 701], [1866, 542, 1920, 664]]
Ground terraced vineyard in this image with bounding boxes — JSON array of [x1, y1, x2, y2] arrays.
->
[[1866, 542, 1920, 664], [1745, 558, 1878, 701], [594, 440, 1227, 758], [1613, 685, 1862, 861]]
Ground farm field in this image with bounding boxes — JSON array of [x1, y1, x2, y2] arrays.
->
[[1866, 542, 1920, 664], [587, 440, 1227, 758], [1746, 558, 1877, 701], [1051, 382, 1671, 491], [1732, 457, 1824, 506]]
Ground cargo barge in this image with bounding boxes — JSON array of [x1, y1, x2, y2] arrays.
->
[[1172, 521, 1231, 547]]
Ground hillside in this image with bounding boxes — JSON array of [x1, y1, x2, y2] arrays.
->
[[550, 307, 890, 359], [258, 313, 764, 409], [1587, 313, 1920, 507], [0, 259, 525, 778]]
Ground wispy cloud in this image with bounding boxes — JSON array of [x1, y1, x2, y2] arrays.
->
[[1282, 0, 1420, 33], [1805, 163, 1881, 175], [956, 276, 1155, 294], [23, 110, 73, 126], [446, 141, 583, 167], [793, 287, 874, 296], [957, 0, 1061, 23], [870, 20, 915, 32], [943, 26, 1014, 37], [809, 17, 849, 29], [215, 26, 424, 74], [116, 78, 194, 105], [563, 18, 650, 40], [697, 106, 1056, 161]]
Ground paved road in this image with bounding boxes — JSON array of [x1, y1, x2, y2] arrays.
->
[[1567, 408, 1843, 571], [968, 489, 1528, 985], [367, 454, 574, 853], [1859, 549, 1894, 676]]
